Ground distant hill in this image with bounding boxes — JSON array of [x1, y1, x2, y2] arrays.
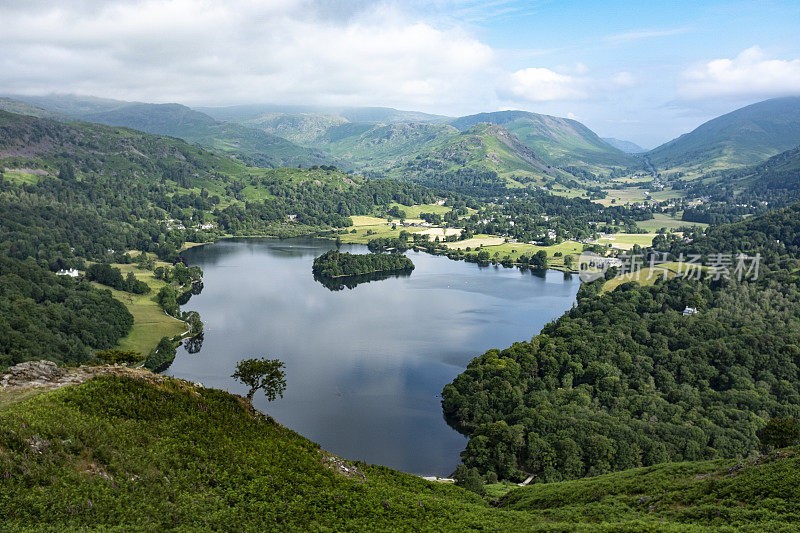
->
[[7, 95, 334, 169], [375, 123, 587, 195], [602, 137, 646, 153], [198, 104, 449, 125], [647, 97, 800, 175], [207, 105, 636, 181], [448, 110, 634, 171], [0, 97, 72, 122]]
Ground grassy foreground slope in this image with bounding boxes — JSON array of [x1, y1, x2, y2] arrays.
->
[[1, 373, 799, 531]]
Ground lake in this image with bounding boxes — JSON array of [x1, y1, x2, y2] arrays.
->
[[167, 238, 581, 476]]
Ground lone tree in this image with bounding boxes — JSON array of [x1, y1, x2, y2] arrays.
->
[[232, 358, 287, 405]]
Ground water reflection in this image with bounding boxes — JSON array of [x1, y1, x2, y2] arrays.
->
[[313, 270, 413, 291], [167, 238, 580, 475]]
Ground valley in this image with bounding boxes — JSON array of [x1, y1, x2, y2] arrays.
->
[[2, 89, 800, 530]]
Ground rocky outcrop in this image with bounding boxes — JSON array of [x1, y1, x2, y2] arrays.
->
[[0, 361, 167, 391], [1, 360, 65, 388]]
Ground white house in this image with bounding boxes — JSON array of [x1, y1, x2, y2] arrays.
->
[[682, 307, 698, 316], [56, 268, 79, 277]]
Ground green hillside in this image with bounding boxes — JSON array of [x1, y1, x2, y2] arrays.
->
[[239, 112, 350, 144], [379, 123, 577, 195], [677, 144, 800, 223], [450, 110, 635, 171], [728, 144, 800, 190], [1, 372, 798, 531], [204, 105, 638, 186], [8, 95, 332, 169], [317, 122, 459, 166], [647, 97, 800, 176]]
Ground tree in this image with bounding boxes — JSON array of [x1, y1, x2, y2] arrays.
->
[[453, 464, 486, 496], [232, 358, 287, 405], [760, 418, 800, 449]]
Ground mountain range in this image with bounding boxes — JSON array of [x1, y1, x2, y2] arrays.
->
[[5, 95, 332, 169], [6, 93, 800, 194]]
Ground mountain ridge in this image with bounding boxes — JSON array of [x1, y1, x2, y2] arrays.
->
[[647, 96, 800, 176], [4, 95, 334, 169]]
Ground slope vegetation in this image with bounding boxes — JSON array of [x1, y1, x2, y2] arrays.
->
[[1, 371, 798, 531], [444, 205, 800, 482]]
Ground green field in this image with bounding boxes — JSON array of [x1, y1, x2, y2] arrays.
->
[[596, 233, 657, 250], [636, 213, 708, 232], [337, 222, 425, 245], [602, 261, 712, 293], [601, 262, 683, 292], [388, 202, 451, 219], [452, 239, 585, 270], [90, 261, 185, 355]]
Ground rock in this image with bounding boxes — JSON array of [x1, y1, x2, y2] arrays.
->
[[1, 360, 65, 388]]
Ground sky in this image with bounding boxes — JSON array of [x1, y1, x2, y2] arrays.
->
[[1, 0, 800, 147]]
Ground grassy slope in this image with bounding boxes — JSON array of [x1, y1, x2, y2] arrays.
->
[[0, 375, 797, 531], [449, 110, 634, 172], [501, 452, 800, 531], [380, 123, 565, 188]]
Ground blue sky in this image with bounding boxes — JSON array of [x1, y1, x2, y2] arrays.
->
[[1, 0, 799, 147], [415, 0, 800, 146]]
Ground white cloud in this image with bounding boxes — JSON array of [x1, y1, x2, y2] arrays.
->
[[680, 46, 800, 100], [0, 0, 495, 110], [604, 27, 689, 45], [503, 66, 637, 103], [611, 72, 635, 87], [506, 68, 587, 102]]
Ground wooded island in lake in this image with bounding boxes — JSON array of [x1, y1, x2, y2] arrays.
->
[[312, 250, 414, 278]]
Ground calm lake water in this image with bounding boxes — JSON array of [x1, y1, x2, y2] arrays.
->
[[167, 238, 580, 476]]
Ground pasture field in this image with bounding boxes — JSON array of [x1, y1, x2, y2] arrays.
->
[[636, 213, 708, 232], [595, 233, 657, 250], [90, 260, 185, 355]]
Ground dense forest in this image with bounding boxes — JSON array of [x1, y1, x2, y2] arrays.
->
[[443, 205, 800, 482], [312, 250, 414, 278], [0, 255, 133, 369]]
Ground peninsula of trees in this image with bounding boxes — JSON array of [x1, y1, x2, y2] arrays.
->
[[312, 250, 414, 279]]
